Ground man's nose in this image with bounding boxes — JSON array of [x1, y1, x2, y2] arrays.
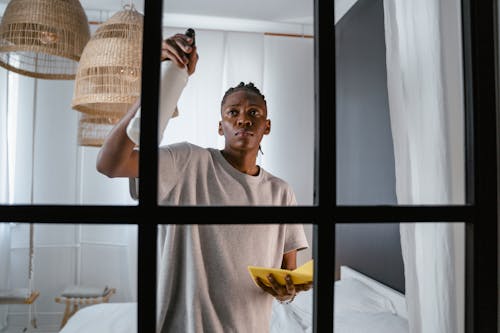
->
[[237, 116, 252, 127]]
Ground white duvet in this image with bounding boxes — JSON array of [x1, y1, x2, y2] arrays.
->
[[271, 278, 408, 333], [59, 302, 136, 333], [60, 278, 408, 333]]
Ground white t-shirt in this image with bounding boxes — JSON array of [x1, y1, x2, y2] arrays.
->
[[157, 142, 297, 206], [155, 142, 308, 333]]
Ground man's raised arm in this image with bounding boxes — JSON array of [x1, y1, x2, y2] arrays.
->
[[96, 31, 198, 179]]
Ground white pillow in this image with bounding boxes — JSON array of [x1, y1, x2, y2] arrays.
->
[[334, 278, 397, 314]]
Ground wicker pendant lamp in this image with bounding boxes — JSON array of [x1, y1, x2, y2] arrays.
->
[[0, 0, 90, 80], [72, 4, 143, 117], [77, 113, 119, 147]]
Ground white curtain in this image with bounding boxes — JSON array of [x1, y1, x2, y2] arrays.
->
[[220, 31, 265, 158], [262, 34, 314, 206], [383, 0, 465, 333], [0, 68, 10, 331], [0, 68, 31, 331]]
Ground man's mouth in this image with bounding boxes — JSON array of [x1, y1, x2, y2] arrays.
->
[[235, 130, 253, 136]]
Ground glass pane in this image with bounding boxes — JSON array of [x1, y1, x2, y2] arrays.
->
[[335, 222, 465, 333], [0, 222, 137, 332], [156, 223, 314, 332], [145, 0, 315, 206], [335, 0, 466, 205], [0, 1, 143, 205]]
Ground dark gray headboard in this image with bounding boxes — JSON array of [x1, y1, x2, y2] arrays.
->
[[335, 0, 405, 293]]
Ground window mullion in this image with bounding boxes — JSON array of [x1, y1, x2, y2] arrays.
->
[[138, 0, 163, 332], [314, 0, 336, 332]]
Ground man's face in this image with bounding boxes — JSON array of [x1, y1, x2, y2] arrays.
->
[[218, 90, 270, 152]]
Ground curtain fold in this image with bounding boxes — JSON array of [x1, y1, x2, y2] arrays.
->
[[0, 68, 10, 331], [220, 31, 265, 152], [262, 35, 314, 206], [383, 0, 464, 332], [0, 68, 7, 204]]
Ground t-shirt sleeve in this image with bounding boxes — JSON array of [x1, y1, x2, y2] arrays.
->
[[287, 188, 298, 206], [158, 142, 193, 198], [284, 224, 309, 254]]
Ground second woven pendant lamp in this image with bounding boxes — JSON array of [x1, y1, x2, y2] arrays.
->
[[0, 0, 90, 80], [77, 113, 120, 147], [72, 4, 143, 117]]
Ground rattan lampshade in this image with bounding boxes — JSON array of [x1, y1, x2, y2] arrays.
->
[[77, 113, 119, 147], [72, 5, 143, 117], [0, 0, 90, 80]]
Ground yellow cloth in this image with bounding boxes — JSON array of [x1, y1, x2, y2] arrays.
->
[[248, 259, 313, 287]]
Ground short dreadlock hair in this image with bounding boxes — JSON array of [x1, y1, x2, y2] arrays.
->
[[221, 82, 266, 108]]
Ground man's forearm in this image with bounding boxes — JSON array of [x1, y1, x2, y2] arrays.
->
[[96, 101, 140, 177]]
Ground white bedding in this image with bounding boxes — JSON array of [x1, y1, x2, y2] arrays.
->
[[60, 267, 408, 333], [271, 277, 408, 333], [333, 278, 409, 332], [59, 302, 136, 333]]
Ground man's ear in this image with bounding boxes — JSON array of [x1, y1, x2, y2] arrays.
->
[[218, 121, 224, 136], [264, 119, 271, 135]]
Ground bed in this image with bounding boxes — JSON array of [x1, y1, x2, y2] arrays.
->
[[271, 265, 408, 333], [58, 301, 136, 333], [59, 265, 408, 333]]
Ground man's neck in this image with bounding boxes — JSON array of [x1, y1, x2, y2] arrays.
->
[[220, 149, 260, 176]]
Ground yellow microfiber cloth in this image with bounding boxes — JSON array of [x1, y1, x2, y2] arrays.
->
[[248, 259, 313, 287]]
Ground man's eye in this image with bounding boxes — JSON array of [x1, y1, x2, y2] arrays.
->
[[228, 110, 238, 116], [249, 109, 258, 116]]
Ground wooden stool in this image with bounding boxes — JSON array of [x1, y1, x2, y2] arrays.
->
[[0, 289, 40, 304], [55, 287, 116, 329], [0, 289, 40, 330]]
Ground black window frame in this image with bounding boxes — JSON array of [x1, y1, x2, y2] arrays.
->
[[0, 0, 497, 332]]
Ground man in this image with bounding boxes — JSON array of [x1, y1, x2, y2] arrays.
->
[[96, 31, 311, 333]]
